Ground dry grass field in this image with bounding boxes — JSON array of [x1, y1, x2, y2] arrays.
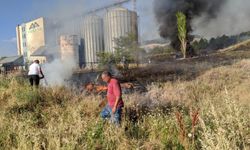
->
[[0, 50, 249, 150]]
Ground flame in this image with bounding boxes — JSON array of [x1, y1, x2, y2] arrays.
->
[[96, 86, 108, 92], [85, 82, 134, 94]]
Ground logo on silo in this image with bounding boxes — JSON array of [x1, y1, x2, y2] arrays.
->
[[29, 22, 40, 30]]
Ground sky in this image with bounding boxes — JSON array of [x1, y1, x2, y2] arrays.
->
[[0, 0, 56, 57], [0, 0, 159, 57]]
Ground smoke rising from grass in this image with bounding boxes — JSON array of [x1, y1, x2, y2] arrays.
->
[[37, 1, 118, 86], [192, 0, 250, 38], [42, 58, 77, 86], [154, 0, 250, 51], [154, 0, 226, 50], [32, 0, 159, 86]]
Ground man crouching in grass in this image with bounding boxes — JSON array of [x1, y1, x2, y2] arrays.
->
[[100, 71, 124, 126]]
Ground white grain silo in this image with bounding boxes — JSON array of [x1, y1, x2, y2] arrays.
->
[[60, 35, 79, 65], [82, 15, 104, 66], [104, 7, 138, 53]]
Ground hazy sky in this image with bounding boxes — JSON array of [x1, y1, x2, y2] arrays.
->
[[0, 0, 159, 57]]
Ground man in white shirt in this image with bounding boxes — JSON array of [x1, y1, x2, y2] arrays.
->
[[28, 60, 44, 87]]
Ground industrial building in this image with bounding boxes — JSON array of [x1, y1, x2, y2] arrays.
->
[[59, 35, 80, 66], [82, 15, 104, 67], [30, 46, 60, 63], [16, 17, 83, 67], [104, 7, 138, 53], [16, 0, 139, 68], [81, 7, 138, 67], [0, 56, 24, 74], [16, 17, 61, 64], [16, 17, 46, 63]]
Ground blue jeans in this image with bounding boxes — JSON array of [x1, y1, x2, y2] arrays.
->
[[100, 105, 122, 125]]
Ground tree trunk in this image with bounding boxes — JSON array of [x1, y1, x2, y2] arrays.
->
[[181, 40, 187, 59]]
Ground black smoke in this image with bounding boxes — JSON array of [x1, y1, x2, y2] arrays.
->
[[154, 0, 226, 55]]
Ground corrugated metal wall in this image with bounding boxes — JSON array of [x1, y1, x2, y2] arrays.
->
[[59, 35, 79, 65], [104, 7, 138, 53], [82, 15, 104, 66]]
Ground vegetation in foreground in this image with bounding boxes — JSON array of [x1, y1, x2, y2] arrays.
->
[[0, 60, 249, 150]]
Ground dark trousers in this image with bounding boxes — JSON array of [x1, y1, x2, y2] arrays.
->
[[29, 75, 40, 87]]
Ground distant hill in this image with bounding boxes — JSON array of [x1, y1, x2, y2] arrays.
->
[[142, 38, 169, 45], [192, 31, 250, 52], [219, 39, 250, 52]]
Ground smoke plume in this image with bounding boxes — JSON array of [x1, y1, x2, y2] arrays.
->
[[28, 0, 123, 86], [42, 58, 77, 86], [192, 0, 250, 38], [154, 0, 226, 51]]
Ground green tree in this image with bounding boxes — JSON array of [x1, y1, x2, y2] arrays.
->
[[114, 33, 145, 67], [97, 33, 145, 68], [96, 52, 115, 67], [192, 38, 209, 51], [176, 12, 187, 58]]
